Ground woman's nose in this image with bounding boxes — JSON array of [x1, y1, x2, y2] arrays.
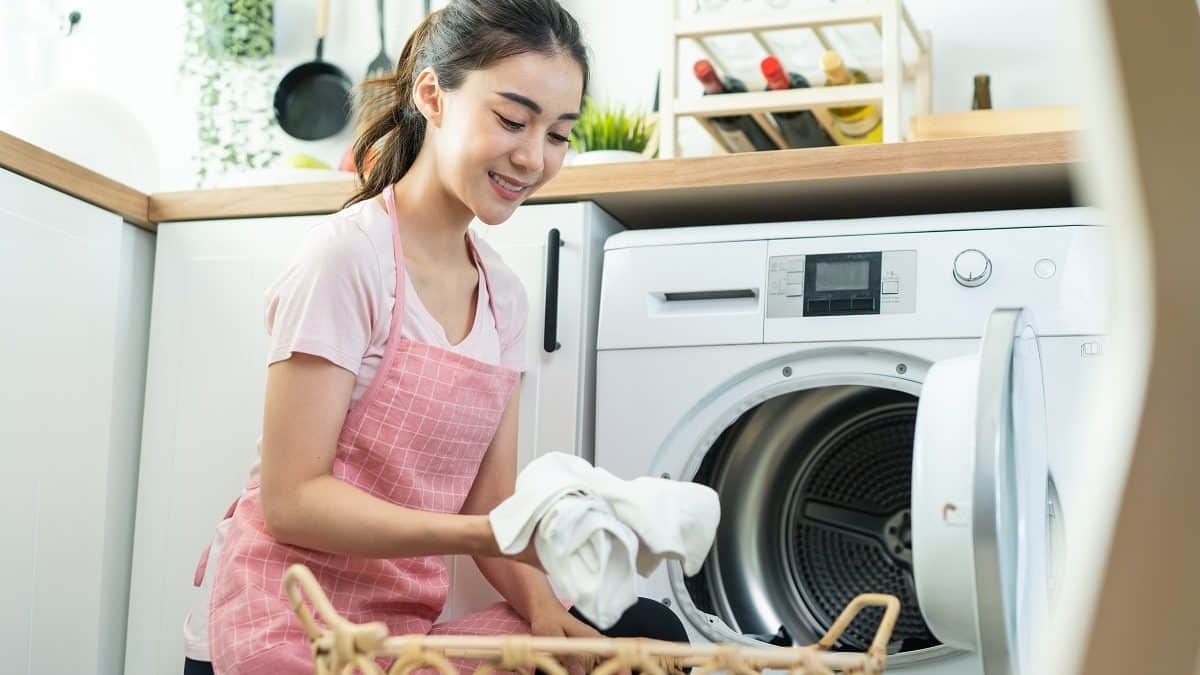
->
[[510, 136, 544, 175]]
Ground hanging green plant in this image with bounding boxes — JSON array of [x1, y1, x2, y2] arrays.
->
[[568, 97, 656, 154], [181, 0, 281, 186], [198, 0, 275, 59]]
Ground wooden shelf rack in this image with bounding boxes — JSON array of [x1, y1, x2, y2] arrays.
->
[[660, 0, 932, 157]]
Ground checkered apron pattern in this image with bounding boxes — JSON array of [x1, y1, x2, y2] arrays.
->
[[207, 185, 525, 674]]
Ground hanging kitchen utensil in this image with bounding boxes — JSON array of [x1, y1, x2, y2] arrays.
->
[[273, 0, 352, 141], [365, 0, 393, 79]]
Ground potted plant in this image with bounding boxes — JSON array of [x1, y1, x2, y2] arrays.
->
[[182, 0, 281, 187], [568, 97, 657, 165]]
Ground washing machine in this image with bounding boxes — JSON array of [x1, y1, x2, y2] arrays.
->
[[593, 208, 1108, 674]]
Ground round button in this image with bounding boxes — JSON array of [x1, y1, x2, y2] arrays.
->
[[1035, 258, 1057, 279], [953, 249, 992, 287]]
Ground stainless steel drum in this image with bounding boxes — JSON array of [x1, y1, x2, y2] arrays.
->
[[685, 385, 939, 653]]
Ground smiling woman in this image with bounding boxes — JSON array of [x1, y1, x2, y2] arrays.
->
[[181, 2, 687, 675], [345, 0, 587, 224]]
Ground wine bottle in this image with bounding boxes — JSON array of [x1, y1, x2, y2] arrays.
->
[[972, 74, 992, 110], [692, 59, 779, 152], [819, 50, 883, 144], [760, 56, 833, 149]]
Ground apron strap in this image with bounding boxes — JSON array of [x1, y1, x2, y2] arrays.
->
[[193, 497, 240, 587], [382, 185, 409, 344], [466, 233, 505, 339], [382, 184, 506, 341]]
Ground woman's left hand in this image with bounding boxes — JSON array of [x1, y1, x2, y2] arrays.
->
[[529, 604, 602, 675]]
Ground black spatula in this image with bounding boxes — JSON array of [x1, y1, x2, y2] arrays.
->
[[365, 0, 393, 79]]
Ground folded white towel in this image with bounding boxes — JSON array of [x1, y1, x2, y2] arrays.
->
[[489, 452, 721, 628]]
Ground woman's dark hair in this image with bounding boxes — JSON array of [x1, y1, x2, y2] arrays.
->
[[344, 0, 589, 208]]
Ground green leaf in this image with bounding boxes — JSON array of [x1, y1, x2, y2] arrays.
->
[[183, 0, 283, 186], [569, 96, 656, 153]]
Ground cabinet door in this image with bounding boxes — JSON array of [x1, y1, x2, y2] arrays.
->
[[443, 202, 621, 621], [0, 168, 153, 674], [471, 202, 620, 466], [124, 216, 319, 675], [484, 234, 554, 468]]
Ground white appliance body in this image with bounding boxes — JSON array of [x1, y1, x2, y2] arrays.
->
[[594, 208, 1108, 674]]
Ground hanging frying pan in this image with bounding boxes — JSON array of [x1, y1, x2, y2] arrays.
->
[[274, 0, 352, 140]]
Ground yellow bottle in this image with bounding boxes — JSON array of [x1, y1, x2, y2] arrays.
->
[[820, 50, 883, 144]]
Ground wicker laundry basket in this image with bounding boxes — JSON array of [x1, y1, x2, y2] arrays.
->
[[283, 564, 900, 675]]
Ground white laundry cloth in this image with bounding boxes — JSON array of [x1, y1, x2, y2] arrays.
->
[[489, 452, 720, 628]]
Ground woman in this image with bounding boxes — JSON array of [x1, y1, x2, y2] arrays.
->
[[182, 2, 686, 674]]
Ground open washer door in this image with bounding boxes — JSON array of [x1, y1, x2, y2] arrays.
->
[[912, 308, 1051, 675]]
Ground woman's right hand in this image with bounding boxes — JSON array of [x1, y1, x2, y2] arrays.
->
[[507, 537, 545, 573]]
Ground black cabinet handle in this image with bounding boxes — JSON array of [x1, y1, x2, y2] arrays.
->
[[543, 228, 563, 353]]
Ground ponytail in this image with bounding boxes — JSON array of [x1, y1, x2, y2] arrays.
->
[[343, 12, 437, 208]]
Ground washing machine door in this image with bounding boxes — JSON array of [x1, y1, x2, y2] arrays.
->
[[912, 308, 1050, 675]]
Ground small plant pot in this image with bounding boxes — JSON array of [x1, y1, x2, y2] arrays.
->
[[569, 150, 647, 166]]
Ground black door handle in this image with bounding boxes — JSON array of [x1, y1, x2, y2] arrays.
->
[[543, 228, 563, 353]]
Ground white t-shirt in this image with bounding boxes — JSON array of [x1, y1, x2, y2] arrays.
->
[[182, 197, 529, 660]]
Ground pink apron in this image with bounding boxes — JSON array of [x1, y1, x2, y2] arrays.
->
[[206, 185, 529, 675]]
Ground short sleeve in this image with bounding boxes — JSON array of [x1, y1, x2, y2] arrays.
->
[[263, 220, 383, 375]]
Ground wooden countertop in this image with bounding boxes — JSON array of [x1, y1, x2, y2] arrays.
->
[[1, 131, 153, 230], [2, 130, 1078, 230]]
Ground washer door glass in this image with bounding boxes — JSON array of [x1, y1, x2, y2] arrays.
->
[[912, 308, 1051, 674]]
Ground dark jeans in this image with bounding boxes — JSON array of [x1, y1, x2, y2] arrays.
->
[[184, 597, 688, 674], [569, 596, 689, 642]]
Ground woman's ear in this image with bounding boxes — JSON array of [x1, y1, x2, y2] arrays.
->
[[412, 67, 444, 127]]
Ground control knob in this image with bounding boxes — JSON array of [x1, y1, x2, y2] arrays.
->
[[953, 249, 992, 287]]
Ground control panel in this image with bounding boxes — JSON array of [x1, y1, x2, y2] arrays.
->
[[766, 250, 917, 318]]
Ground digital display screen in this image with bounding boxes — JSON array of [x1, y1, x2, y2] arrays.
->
[[815, 260, 870, 291]]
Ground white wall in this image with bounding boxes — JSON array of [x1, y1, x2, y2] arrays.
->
[[0, 0, 189, 191], [0, 0, 438, 192], [903, 0, 1076, 110], [565, 0, 1077, 155]]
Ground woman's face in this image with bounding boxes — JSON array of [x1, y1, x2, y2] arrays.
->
[[432, 51, 584, 225]]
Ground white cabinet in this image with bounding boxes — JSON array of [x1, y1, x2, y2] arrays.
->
[[124, 215, 320, 675], [444, 202, 623, 620], [474, 201, 623, 467], [0, 168, 154, 674]]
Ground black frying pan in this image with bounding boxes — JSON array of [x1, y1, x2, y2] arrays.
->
[[274, 0, 352, 140]]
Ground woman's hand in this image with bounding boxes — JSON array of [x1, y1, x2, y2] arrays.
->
[[528, 604, 603, 675]]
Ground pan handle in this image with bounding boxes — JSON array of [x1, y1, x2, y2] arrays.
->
[[316, 0, 330, 42]]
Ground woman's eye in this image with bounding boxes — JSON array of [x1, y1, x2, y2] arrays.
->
[[548, 132, 569, 145], [496, 113, 524, 131]]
